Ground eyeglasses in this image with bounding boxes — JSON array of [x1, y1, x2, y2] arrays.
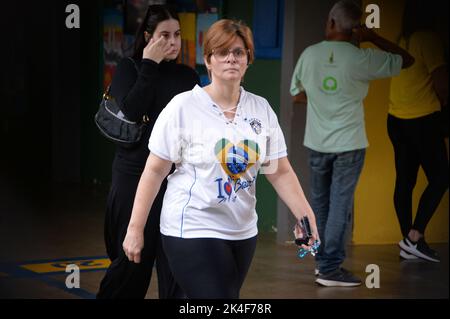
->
[[211, 47, 249, 62]]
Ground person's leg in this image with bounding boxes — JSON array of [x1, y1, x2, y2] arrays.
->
[[103, 179, 119, 262], [230, 236, 258, 297], [413, 113, 449, 235], [162, 235, 256, 299], [308, 150, 333, 274], [97, 171, 156, 299], [153, 180, 186, 299], [387, 114, 443, 262], [387, 114, 420, 238], [321, 149, 365, 274], [314, 149, 365, 287], [155, 237, 186, 298], [396, 114, 449, 262]]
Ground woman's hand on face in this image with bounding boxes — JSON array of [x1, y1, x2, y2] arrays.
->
[[122, 229, 144, 263], [142, 36, 172, 63]]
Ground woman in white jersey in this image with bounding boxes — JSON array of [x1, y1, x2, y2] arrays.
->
[[122, 19, 319, 298]]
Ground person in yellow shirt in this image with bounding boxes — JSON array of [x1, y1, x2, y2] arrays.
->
[[388, 0, 448, 263]]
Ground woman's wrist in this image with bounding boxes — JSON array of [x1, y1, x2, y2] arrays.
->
[[127, 220, 145, 233]]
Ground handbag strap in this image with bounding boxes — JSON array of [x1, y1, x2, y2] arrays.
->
[[103, 85, 111, 100], [102, 57, 149, 123], [103, 57, 139, 99], [128, 57, 149, 123]]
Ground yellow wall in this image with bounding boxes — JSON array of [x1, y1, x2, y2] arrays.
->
[[353, 0, 449, 244]]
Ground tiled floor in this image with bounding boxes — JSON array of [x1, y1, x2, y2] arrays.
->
[[0, 180, 448, 299]]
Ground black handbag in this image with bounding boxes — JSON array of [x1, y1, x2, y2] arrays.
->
[[94, 58, 150, 148]]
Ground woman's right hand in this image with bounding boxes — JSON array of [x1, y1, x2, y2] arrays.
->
[[293, 215, 320, 249], [123, 228, 144, 263], [309, 217, 320, 247], [142, 36, 172, 63]]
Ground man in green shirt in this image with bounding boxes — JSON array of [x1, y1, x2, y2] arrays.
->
[[290, 0, 414, 287]]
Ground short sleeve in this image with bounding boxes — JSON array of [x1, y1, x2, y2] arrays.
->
[[420, 32, 446, 74], [290, 55, 306, 96], [265, 101, 288, 161], [148, 101, 183, 163], [357, 48, 403, 81]]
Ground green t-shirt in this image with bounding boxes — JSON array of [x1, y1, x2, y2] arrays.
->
[[290, 41, 402, 153]]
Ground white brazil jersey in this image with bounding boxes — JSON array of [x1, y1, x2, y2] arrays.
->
[[149, 85, 287, 240]]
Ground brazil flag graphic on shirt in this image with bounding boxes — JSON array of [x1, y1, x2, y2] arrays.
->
[[213, 138, 261, 203], [214, 138, 260, 180]]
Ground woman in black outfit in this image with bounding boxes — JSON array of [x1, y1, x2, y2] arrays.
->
[[97, 5, 199, 299]]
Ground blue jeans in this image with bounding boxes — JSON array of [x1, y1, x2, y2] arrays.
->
[[308, 148, 366, 274]]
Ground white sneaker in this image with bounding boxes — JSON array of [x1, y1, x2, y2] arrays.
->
[[400, 249, 418, 260]]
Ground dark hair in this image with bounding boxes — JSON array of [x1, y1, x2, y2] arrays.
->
[[132, 4, 179, 60], [400, 0, 435, 44]]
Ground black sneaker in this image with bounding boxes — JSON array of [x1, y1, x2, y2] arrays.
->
[[315, 268, 362, 287], [399, 237, 440, 262]]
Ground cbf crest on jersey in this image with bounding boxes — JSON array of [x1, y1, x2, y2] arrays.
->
[[249, 118, 262, 135]]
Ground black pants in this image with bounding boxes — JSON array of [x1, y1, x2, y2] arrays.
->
[[387, 113, 449, 237], [97, 169, 181, 299], [161, 234, 257, 299]]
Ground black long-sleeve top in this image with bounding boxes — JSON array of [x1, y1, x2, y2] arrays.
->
[[109, 57, 200, 176]]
